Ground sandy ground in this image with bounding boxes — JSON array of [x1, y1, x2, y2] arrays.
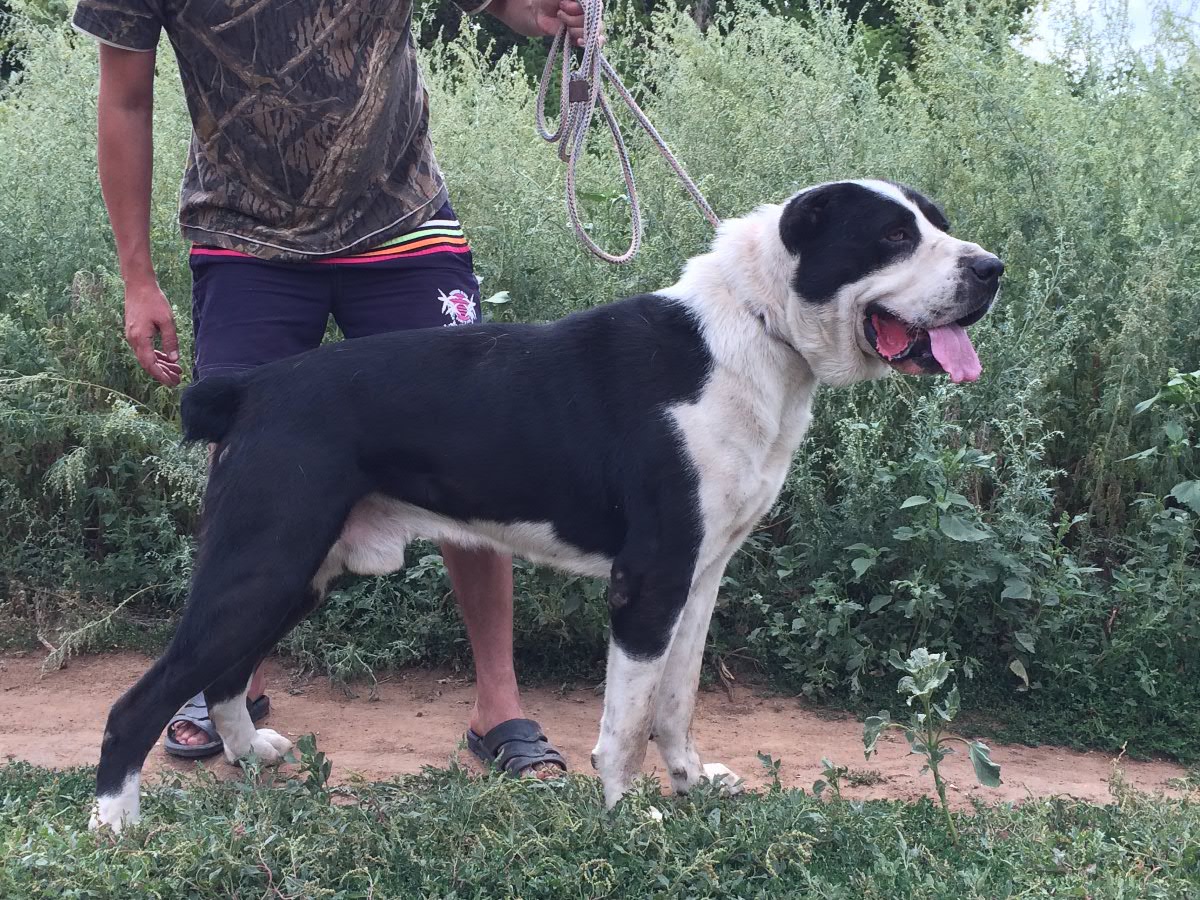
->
[[0, 651, 1188, 808]]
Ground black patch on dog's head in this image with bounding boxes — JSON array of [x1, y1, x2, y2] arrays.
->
[[891, 181, 950, 233], [778, 182, 930, 303]]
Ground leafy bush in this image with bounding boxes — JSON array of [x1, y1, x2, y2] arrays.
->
[[1, 1, 1198, 757]]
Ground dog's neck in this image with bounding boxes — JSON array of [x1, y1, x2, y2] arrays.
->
[[663, 210, 820, 463], [670, 206, 815, 386]]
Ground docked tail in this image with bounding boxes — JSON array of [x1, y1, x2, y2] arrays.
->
[[180, 374, 243, 444]]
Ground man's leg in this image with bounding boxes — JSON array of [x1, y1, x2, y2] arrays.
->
[[443, 546, 562, 776], [441, 545, 521, 734]]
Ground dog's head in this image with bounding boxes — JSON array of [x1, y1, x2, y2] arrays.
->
[[767, 179, 1001, 386]]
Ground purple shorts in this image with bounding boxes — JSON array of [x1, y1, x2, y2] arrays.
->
[[189, 203, 482, 380]]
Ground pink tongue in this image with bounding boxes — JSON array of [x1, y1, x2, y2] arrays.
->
[[928, 324, 982, 383], [872, 314, 914, 359]]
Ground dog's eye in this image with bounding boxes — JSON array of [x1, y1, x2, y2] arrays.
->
[[885, 228, 912, 243]]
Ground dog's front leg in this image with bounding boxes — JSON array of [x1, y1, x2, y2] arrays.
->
[[591, 552, 692, 808], [650, 552, 740, 796], [591, 642, 669, 807]]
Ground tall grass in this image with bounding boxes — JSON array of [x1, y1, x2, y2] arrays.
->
[[0, 1, 1197, 756]]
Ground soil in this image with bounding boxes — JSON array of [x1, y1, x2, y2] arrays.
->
[[0, 651, 1188, 809]]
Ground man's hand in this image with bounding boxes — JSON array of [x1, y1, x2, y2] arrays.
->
[[487, 0, 596, 46], [124, 280, 182, 386]]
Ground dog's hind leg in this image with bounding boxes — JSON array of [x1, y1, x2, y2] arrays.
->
[[91, 575, 325, 832], [206, 547, 346, 767], [591, 549, 694, 808], [205, 580, 336, 765], [92, 459, 361, 832]]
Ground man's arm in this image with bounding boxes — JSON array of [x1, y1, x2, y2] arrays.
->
[[97, 44, 181, 386]]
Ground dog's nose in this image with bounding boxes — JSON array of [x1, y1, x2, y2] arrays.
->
[[969, 255, 1004, 282]]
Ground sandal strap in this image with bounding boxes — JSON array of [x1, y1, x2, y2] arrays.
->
[[167, 693, 219, 742], [471, 718, 567, 775]]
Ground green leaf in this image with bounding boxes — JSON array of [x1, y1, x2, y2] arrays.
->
[[1013, 630, 1036, 653], [968, 741, 1003, 787], [868, 594, 892, 613], [938, 514, 991, 542], [1009, 658, 1030, 688], [1164, 421, 1186, 443], [1170, 480, 1200, 514], [934, 684, 960, 722], [863, 713, 890, 757], [892, 526, 919, 541], [899, 495, 929, 509], [1133, 393, 1161, 415], [812, 779, 827, 796], [1001, 578, 1032, 600], [707, 807, 721, 830], [851, 557, 873, 579]]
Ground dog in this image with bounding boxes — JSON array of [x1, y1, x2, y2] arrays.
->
[[90, 179, 1002, 830]]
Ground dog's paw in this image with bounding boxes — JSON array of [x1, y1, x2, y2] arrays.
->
[[88, 787, 140, 834], [702, 762, 744, 796], [88, 808, 135, 834], [224, 727, 295, 765], [247, 728, 293, 764]]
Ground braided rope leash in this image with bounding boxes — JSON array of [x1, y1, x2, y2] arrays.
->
[[535, 0, 720, 263]]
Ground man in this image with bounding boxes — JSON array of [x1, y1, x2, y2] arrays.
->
[[72, 0, 589, 776]]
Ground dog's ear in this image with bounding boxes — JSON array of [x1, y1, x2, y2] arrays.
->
[[779, 183, 853, 255]]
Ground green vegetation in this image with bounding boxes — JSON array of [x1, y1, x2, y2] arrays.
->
[[864, 649, 1002, 843], [1, 0, 1198, 763], [1, 754, 1197, 898]]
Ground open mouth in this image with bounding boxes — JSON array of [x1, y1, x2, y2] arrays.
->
[[863, 303, 984, 384]]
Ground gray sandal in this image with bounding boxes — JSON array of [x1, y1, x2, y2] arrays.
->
[[164, 692, 270, 759]]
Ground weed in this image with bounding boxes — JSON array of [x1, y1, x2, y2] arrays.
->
[[864, 648, 1001, 843]]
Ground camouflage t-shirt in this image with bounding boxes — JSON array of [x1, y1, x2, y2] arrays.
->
[[72, 0, 489, 261]]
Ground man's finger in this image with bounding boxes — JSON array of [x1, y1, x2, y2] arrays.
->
[[158, 314, 181, 363], [155, 363, 182, 386], [128, 332, 166, 384], [154, 349, 182, 369]]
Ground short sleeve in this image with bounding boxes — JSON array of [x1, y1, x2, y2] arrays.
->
[[450, 0, 495, 16], [72, 1, 163, 52]]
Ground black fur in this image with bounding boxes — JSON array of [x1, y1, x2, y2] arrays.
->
[[892, 181, 950, 232], [181, 374, 243, 444], [779, 182, 930, 303], [95, 295, 712, 800]]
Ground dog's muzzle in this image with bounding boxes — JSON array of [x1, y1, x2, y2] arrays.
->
[[864, 253, 1003, 384]]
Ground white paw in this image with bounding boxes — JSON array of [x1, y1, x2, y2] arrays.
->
[[249, 727, 293, 763], [89, 775, 141, 833], [702, 762, 744, 796], [87, 808, 136, 834], [226, 728, 293, 765]]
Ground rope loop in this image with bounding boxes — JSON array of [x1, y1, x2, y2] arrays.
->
[[534, 0, 720, 264]]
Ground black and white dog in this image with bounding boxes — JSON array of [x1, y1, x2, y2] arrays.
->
[[91, 179, 1001, 830]]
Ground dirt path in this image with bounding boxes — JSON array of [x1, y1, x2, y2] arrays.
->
[[0, 651, 1187, 808]]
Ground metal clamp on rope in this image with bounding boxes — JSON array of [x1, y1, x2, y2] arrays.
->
[[567, 77, 592, 103]]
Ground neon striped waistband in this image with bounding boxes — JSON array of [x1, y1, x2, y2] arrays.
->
[[190, 218, 470, 264]]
